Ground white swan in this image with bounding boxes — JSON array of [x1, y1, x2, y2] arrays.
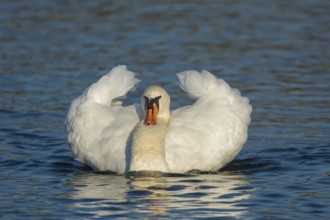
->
[[66, 65, 252, 174]]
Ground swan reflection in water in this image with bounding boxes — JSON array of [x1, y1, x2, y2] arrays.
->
[[67, 172, 252, 218]]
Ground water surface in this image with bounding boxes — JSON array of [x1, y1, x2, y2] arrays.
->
[[0, 0, 329, 219]]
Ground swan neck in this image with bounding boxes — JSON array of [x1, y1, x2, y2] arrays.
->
[[130, 121, 169, 172]]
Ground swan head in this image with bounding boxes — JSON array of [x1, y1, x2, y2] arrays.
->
[[141, 86, 170, 126]]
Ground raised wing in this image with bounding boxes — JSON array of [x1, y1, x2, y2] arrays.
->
[[66, 65, 141, 173], [165, 70, 252, 173]]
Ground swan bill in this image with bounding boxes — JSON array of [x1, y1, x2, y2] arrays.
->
[[144, 96, 161, 126]]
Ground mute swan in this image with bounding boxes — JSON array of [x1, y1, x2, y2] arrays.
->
[[66, 65, 252, 174]]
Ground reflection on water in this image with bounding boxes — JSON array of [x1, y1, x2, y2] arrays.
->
[[68, 173, 251, 218]]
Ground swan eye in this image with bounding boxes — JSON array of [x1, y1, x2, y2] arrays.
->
[[144, 96, 151, 110], [144, 96, 161, 110], [153, 96, 161, 105]]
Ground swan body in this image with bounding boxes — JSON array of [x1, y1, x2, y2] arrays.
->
[[66, 65, 252, 174]]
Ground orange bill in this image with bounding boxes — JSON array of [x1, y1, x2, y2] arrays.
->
[[144, 102, 159, 125]]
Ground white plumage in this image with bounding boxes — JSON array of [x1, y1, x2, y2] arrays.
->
[[66, 65, 252, 174]]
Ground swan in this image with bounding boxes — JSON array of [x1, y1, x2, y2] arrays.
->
[[66, 65, 252, 174]]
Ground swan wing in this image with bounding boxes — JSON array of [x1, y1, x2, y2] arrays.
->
[[66, 65, 141, 174], [165, 70, 252, 173]]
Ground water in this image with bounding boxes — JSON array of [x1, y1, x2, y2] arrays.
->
[[0, 0, 329, 219]]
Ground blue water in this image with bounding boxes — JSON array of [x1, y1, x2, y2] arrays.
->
[[1, 0, 329, 219]]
